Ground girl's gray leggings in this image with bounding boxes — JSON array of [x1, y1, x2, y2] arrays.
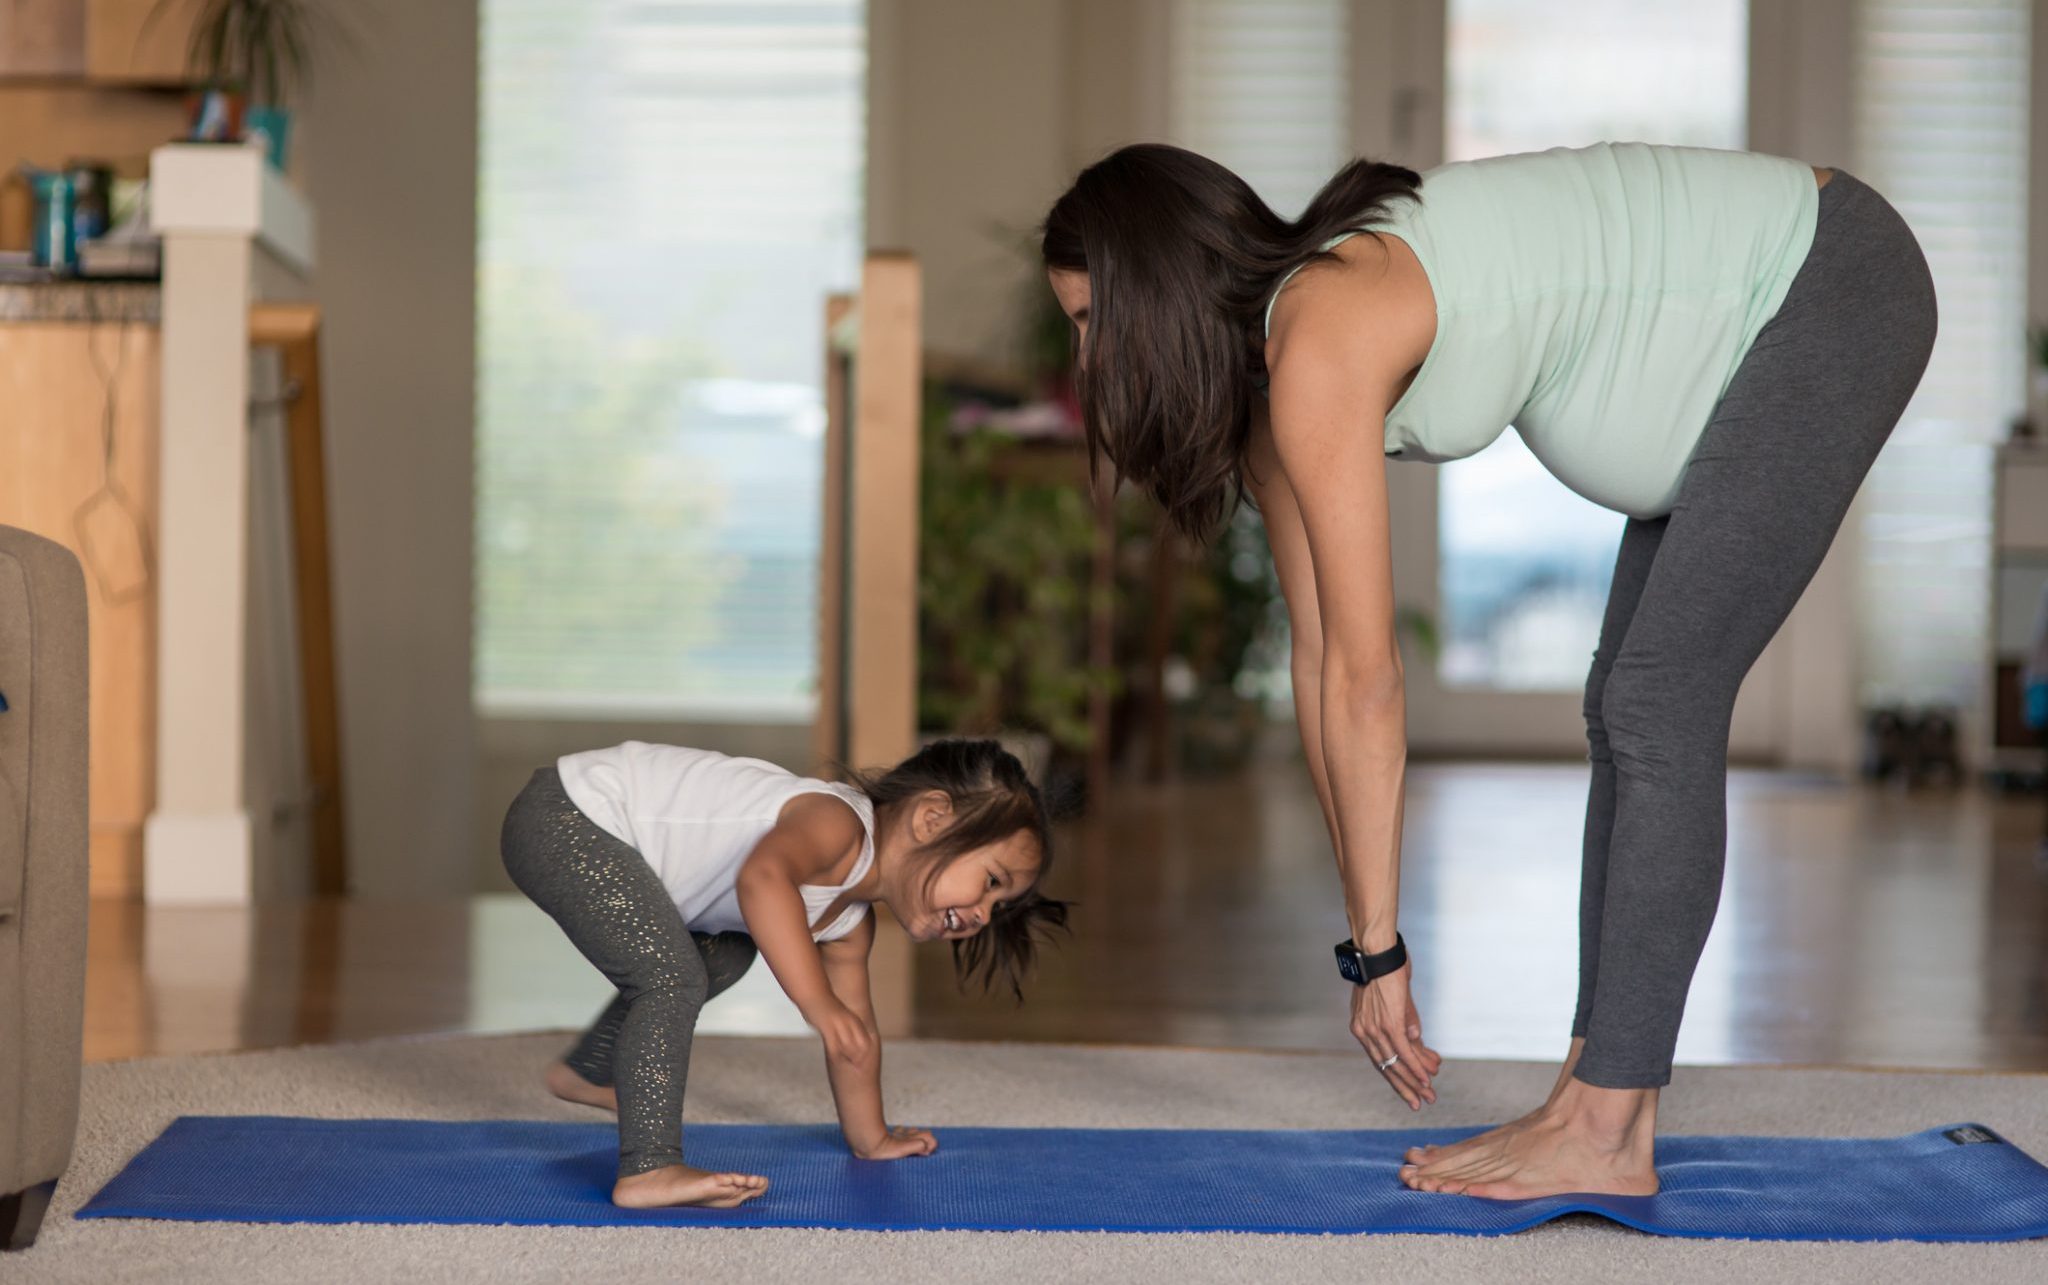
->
[[502, 767, 758, 1177], [1570, 169, 1937, 1088]]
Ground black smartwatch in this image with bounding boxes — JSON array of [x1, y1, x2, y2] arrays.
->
[[1334, 933, 1407, 986]]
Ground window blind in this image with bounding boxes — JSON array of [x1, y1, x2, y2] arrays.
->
[[1167, 0, 1350, 219], [476, 0, 866, 719], [1852, 0, 2031, 715]]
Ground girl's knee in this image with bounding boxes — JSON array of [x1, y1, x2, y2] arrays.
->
[[634, 964, 710, 1011]]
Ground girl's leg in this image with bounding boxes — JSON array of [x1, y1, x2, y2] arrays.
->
[[500, 768, 715, 1177], [564, 931, 758, 1088]]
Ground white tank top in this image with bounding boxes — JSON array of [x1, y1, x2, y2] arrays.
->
[[554, 742, 877, 942]]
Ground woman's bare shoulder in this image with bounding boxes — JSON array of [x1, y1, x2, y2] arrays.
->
[[1264, 232, 1433, 403]]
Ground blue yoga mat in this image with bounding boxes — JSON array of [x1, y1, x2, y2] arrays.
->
[[77, 1116, 2048, 1242]]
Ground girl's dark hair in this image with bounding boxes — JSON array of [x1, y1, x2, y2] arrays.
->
[[1040, 144, 1422, 541], [847, 738, 1070, 1000]]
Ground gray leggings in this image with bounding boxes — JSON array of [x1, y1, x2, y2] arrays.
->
[[1571, 170, 1937, 1088], [501, 767, 758, 1176]]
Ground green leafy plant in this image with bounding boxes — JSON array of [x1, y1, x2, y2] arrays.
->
[[148, 0, 342, 107], [918, 388, 1115, 754]]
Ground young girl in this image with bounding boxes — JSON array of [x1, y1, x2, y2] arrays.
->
[[501, 736, 1067, 1209]]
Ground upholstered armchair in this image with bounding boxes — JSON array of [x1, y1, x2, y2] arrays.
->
[[0, 525, 88, 1252]]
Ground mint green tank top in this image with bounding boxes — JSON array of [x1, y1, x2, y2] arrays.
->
[[1263, 142, 1820, 519]]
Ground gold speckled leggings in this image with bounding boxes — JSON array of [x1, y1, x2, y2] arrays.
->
[[501, 767, 758, 1177]]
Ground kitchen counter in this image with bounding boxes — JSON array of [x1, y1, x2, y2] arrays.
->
[[0, 280, 160, 324]]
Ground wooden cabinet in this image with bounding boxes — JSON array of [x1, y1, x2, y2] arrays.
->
[[0, 305, 161, 897], [86, 0, 197, 85], [0, 0, 197, 83], [0, 0, 87, 76]]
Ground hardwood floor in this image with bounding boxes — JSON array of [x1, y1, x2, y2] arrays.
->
[[84, 756, 2048, 1074]]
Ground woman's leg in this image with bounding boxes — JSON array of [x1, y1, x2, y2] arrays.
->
[[1406, 170, 1935, 1197], [1574, 515, 1668, 1044], [1401, 518, 1666, 1172], [500, 768, 720, 1177], [1575, 172, 1937, 1087]]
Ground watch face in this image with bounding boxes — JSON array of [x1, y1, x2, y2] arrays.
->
[[1335, 945, 1366, 985]]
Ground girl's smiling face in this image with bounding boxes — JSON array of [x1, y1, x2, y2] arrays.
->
[[910, 827, 1044, 943]]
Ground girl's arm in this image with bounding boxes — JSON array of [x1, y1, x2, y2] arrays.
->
[[735, 796, 935, 1158], [818, 917, 936, 1158], [735, 795, 867, 1034]]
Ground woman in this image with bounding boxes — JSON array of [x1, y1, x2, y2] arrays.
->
[[1039, 141, 1935, 1199]]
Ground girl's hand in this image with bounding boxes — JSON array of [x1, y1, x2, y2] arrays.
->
[[851, 1125, 938, 1161], [1349, 959, 1441, 1109], [808, 999, 877, 1068]]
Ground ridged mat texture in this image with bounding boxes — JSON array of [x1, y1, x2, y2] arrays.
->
[[77, 1116, 2048, 1242]]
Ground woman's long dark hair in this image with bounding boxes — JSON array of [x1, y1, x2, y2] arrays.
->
[[846, 738, 1070, 1000], [1040, 144, 1421, 540]]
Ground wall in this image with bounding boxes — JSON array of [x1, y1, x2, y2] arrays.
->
[[866, 0, 1081, 375], [298, 1, 479, 896], [2036, 0, 2047, 336]]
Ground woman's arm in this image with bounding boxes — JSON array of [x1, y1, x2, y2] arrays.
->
[[1262, 243, 1441, 1104], [817, 918, 936, 1158], [1263, 293, 1410, 954], [1246, 401, 1345, 877]]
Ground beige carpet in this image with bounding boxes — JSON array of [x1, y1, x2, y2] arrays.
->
[[12, 1033, 2048, 1283]]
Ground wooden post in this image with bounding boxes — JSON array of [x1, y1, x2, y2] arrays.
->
[[844, 253, 921, 775], [249, 302, 347, 896], [813, 254, 921, 1037], [812, 293, 856, 773], [145, 142, 313, 905]]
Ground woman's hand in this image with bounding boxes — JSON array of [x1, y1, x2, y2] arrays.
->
[[850, 1125, 938, 1161], [808, 999, 877, 1068], [1350, 960, 1441, 1109]]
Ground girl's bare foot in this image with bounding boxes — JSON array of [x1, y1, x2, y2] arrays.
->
[[613, 1164, 770, 1209], [1400, 1077, 1659, 1200], [1403, 1037, 1586, 1168], [545, 1060, 618, 1112]]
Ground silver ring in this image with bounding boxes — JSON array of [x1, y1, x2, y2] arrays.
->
[[1377, 1053, 1399, 1072]]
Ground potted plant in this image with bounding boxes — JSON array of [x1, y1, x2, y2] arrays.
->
[[149, 0, 336, 170], [917, 384, 1115, 795], [1158, 501, 1442, 776]]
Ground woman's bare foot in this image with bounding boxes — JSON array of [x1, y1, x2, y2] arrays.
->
[[613, 1164, 770, 1210], [1403, 1038, 1586, 1168], [545, 1060, 618, 1112], [1400, 1076, 1659, 1200]]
